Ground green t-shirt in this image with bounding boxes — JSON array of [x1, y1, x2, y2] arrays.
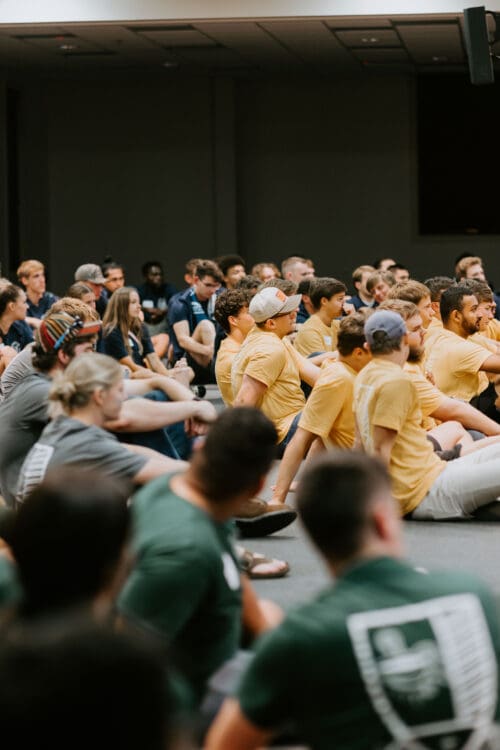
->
[[118, 474, 242, 702], [0, 555, 21, 610], [239, 557, 500, 750]]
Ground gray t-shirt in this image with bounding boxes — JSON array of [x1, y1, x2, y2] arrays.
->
[[0, 372, 51, 506], [17, 415, 148, 502], [0, 344, 36, 402]]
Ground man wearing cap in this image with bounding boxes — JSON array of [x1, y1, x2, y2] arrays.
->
[[232, 287, 320, 457], [74, 263, 107, 316], [0, 312, 100, 506], [354, 309, 500, 521]]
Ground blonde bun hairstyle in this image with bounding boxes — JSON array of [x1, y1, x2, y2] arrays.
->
[[49, 353, 123, 417]]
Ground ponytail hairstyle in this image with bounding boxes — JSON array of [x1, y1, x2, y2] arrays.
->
[[48, 353, 122, 418], [0, 284, 23, 318], [102, 287, 143, 356]]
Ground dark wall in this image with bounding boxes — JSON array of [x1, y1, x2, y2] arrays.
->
[[2, 71, 499, 294]]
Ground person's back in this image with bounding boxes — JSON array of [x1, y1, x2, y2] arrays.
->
[[232, 557, 499, 749], [118, 408, 282, 706], [207, 453, 500, 750], [0, 371, 51, 506], [118, 473, 242, 702], [354, 356, 445, 515], [231, 327, 305, 443]]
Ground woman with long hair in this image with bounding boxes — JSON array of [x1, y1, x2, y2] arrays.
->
[[102, 286, 173, 378], [16, 353, 182, 503]]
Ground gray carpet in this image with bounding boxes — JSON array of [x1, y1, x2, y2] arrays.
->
[[250, 461, 500, 611]]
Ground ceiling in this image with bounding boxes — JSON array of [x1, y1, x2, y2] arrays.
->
[[0, 14, 492, 77]]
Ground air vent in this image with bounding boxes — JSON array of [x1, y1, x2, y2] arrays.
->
[[127, 24, 194, 32], [15, 33, 76, 40]]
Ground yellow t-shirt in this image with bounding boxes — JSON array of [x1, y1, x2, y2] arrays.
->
[[487, 319, 500, 341], [425, 328, 490, 401], [231, 328, 305, 443], [469, 332, 498, 354], [354, 359, 445, 515], [423, 317, 443, 354], [215, 336, 241, 406], [294, 315, 338, 357], [404, 361, 444, 431], [298, 360, 356, 449]]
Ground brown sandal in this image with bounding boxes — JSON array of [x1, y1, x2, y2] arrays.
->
[[238, 547, 290, 580]]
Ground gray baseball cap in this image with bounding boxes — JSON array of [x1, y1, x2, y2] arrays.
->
[[364, 310, 406, 347], [74, 263, 106, 284], [249, 287, 302, 324]]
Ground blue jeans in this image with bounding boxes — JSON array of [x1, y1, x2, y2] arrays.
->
[[115, 390, 194, 460]]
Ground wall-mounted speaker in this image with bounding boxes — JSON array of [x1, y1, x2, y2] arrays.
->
[[463, 6, 494, 85]]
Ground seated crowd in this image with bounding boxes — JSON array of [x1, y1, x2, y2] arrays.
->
[[1, 251, 500, 748]]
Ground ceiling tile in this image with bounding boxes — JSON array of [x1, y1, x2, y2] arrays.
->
[[396, 23, 464, 64], [335, 29, 401, 47], [261, 20, 356, 68]]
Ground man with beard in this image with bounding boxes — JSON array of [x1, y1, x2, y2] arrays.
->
[[425, 285, 500, 421], [380, 300, 500, 452]]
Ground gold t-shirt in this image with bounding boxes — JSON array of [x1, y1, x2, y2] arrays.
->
[[294, 315, 338, 357], [299, 360, 356, 449], [231, 328, 305, 443], [354, 359, 445, 515], [423, 317, 443, 354], [484, 319, 500, 342], [425, 328, 490, 401], [404, 361, 444, 431], [215, 336, 241, 406], [469, 332, 498, 354]]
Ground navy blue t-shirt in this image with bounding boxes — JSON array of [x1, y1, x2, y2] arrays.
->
[[136, 282, 177, 324], [0, 321, 34, 352], [167, 287, 213, 361], [26, 291, 58, 319], [103, 325, 154, 367]]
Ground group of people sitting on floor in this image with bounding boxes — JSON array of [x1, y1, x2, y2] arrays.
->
[[1, 250, 500, 748]]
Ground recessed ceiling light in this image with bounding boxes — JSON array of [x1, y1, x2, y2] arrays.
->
[[432, 55, 448, 62], [162, 60, 179, 68], [361, 37, 379, 43], [60, 43, 77, 51]]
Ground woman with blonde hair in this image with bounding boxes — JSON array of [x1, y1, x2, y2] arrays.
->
[[17, 353, 182, 503]]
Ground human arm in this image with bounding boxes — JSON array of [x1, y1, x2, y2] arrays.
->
[[25, 316, 41, 330], [132, 455, 187, 483], [0, 346, 18, 376], [241, 574, 283, 639], [144, 351, 170, 376], [372, 425, 397, 467], [308, 351, 338, 366], [233, 374, 267, 408], [103, 396, 217, 432], [123, 372, 196, 402], [272, 427, 316, 504], [479, 355, 500, 374], [205, 699, 273, 750], [285, 342, 321, 387], [173, 319, 213, 358], [431, 397, 500, 436], [120, 355, 153, 378]]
